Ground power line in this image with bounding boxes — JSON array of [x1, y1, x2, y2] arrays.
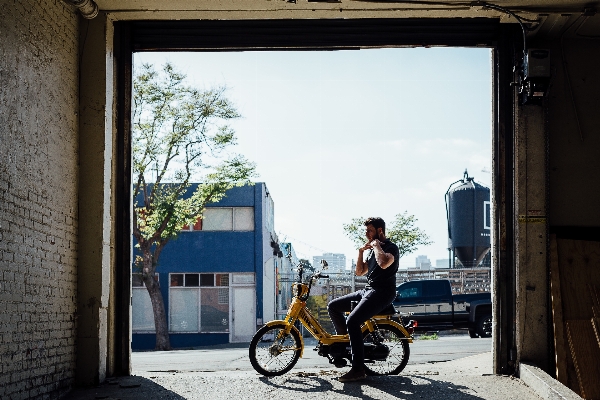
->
[[277, 232, 331, 256]]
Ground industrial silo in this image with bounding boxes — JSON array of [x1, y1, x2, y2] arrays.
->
[[445, 170, 491, 268]]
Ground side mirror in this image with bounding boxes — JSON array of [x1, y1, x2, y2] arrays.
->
[[320, 259, 328, 269]]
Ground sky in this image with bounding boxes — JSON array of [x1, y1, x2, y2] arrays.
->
[[134, 48, 492, 270]]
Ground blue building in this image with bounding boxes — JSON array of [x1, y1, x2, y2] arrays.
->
[[132, 183, 281, 350]]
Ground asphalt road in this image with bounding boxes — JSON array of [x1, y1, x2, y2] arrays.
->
[[131, 331, 492, 373]]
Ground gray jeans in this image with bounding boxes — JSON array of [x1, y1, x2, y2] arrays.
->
[[327, 287, 397, 368]]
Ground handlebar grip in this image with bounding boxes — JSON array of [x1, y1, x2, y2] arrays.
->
[[320, 274, 329, 279]]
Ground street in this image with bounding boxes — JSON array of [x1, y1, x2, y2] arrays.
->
[[131, 332, 492, 373]]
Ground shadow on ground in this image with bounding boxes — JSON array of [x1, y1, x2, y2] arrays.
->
[[260, 371, 486, 400], [63, 375, 186, 400]]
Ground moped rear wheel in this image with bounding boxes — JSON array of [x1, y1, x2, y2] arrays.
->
[[363, 322, 410, 375], [249, 323, 302, 376]]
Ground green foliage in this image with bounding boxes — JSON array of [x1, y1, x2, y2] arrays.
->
[[342, 212, 432, 259], [306, 294, 332, 331], [306, 294, 328, 314], [132, 63, 257, 350], [132, 63, 257, 251], [418, 332, 439, 340]]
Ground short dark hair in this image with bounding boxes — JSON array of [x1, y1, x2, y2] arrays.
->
[[364, 217, 385, 234]]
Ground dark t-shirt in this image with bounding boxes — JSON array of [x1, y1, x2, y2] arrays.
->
[[366, 239, 400, 289]]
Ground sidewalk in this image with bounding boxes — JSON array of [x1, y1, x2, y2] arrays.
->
[[64, 350, 565, 400]]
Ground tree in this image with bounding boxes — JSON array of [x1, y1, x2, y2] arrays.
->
[[342, 212, 432, 260], [132, 63, 257, 350]]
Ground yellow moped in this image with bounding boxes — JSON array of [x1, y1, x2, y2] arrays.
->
[[248, 260, 415, 376]]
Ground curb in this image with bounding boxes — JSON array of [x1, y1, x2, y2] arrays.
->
[[520, 362, 581, 400]]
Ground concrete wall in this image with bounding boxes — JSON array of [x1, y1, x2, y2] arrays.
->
[[515, 99, 549, 371], [514, 31, 600, 376], [0, 1, 79, 398], [77, 12, 118, 386]]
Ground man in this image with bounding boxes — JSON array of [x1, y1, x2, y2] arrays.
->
[[327, 217, 399, 383]]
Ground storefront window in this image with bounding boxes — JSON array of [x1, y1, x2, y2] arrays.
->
[[170, 289, 199, 332], [169, 273, 230, 333], [200, 288, 229, 332], [131, 273, 158, 332]]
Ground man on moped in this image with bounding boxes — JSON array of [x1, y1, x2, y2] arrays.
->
[[327, 217, 400, 383]]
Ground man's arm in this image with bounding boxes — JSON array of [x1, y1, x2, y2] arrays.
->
[[355, 248, 369, 276], [371, 240, 394, 269]]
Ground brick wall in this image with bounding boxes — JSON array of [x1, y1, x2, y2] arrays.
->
[[0, 0, 79, 398]]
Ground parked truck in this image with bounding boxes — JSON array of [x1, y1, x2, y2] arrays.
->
[[393, 279, 492, 338]]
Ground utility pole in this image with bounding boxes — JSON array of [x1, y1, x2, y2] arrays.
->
[[351, 259, 356, 292]]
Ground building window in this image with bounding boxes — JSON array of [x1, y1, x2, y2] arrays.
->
[[202, 208, 233, 231], [218, 274, 229, 286], [170, 274, 183, 287], [218, 288, 229, 304], [201, 288, 229, 332], [193, 207, 254, 231], [234, 207, 254, 230], [169, 273, 230, 333], [232, 273, 255, 285], [170, 289, 199, 332], [185, 274, 199, 287], [200, 273, 214, 286], [182, 218, 202, 231], [132, 273, 159, 332], [182, 207, 254, 231]]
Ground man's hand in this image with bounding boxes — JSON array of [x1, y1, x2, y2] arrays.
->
[[370, 239, 382, 248], [360, 239, 380, 252]]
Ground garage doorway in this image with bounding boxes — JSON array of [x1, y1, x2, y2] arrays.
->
[[114, 19, 519, 375]]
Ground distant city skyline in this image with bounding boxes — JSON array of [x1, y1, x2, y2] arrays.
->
[[313, 253, 347, 273], [135, 47, 492, 268]]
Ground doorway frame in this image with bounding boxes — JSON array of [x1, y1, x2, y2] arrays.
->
[[113, 18, 520, 374]]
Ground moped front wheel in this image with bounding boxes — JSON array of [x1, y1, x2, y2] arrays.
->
[[249, 323, 302, 376], [363, 322, 410, 375]]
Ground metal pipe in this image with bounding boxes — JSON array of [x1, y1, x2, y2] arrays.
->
[[470, 176, 476, 267], [63, 0, 99, 19]]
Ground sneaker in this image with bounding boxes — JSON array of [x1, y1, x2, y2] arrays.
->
[[338, 368, 367, 382]]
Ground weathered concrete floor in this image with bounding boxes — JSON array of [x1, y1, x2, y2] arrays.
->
[[64, 352, 541, 400]]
